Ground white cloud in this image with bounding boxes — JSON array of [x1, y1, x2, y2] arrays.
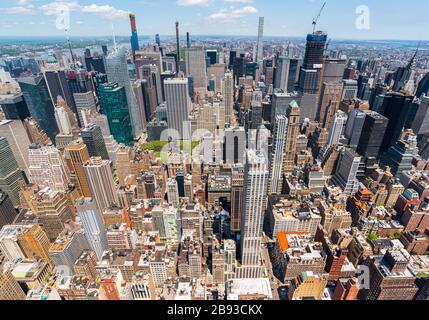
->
[[81, 4, 129, 18], [177, 0, 210, 7], [3, 6, 34, 14], [40, 1, 128, 19], [207, 6, 258, 22], [17, 0, 33, 5], [224, 0, 253, 3]]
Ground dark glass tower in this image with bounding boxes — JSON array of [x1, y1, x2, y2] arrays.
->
[[98, 82, 133, 145], [18, 75, 59, 142], [81, 123, 109, 160], [379, 93, 413, 154], [0, 93, 30, 121], [298, 32, 327, 94], [356, 111, 389, 159]]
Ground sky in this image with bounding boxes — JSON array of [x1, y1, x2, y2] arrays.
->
[[0, 0, 428, 40]]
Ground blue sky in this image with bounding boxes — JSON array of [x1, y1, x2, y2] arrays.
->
[[0, 0, 428, 40]]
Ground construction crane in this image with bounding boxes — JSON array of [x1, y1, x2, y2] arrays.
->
[[312, 1, 327, 33]]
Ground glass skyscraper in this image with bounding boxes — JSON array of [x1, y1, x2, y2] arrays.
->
[[18, 75, 59, 142], [98, 83, 133, 145]]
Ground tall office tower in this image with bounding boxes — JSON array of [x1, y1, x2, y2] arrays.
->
[[43, 69, 74, 111], [166, 178, 179, 207], [224, 127, 246, 164], [0, 120, 31, 175], [0, 267, 26, 300], [105, 47, 142, 137], [345, 109, 366, 148], [378, 93, 414, 154], [0, 137, 25, 207], [298, 32, 327, 94], [283, 101, 300, 173], [411, 96, 429, 138], [287, 58, 303, 93], [382, 131, 419, 177], [223, 72, 234, 125], [274, 56, 290, 91], [0, 92, 30, 121], [28, 144, 70, 192], [132, 80, 148, 131], [18, 75, 59, 142], [230, 164, 244, 233], [139, 64, 162, 110], [342, 80, 358, 101], [81, 123, 109, 160], [332, 148, 361, 195], [320, 111, 347, 159], [98, 83, 134, 145], [175, 21, 181, 73], [83, 157, 118, 212], [255, 17, 264, 64], [416, 72, 429, 98], [54, 97, 77, 138], [206, 50, 217, 66], [129, 13, 140, 57], [64, 143, 91, 197], [83, 118, 119, 167], [73, 91, 97, 127], [186, 32, 190, 48], [269, 115, 288, 195], [156, 34, 161, 47], [317, 82, 343, 128], [164, 78, 191, 137], [76, 197, 108, 259], [0, 191, 16, 229], [322, 58, 346, 83], [185, 47, 208, 95], [238, 150, 269, 279], [356, 111, 389, 159], [393, 49, 418, 94]]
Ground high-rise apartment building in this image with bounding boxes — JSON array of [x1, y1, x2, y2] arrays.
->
[[269, 115, 288, 194], [64, 143, 92, 198], [283, 101, 300, 173]]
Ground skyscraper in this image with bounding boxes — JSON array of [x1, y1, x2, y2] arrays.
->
[[83, 157, 118, 212], [175, 21, 181, 73], [332, 148, 361, 195], [274, 56, 290, 91], [0, 119, 31, 176], [223, 72, 234, 126], [105, 47, 142, 137], [230, 164, 244, 233], [0, 137, 24, 207], [238, 150, 269, 279], [269, 115, 288, 195], [64, 143, 92, 198], [76, 197, 108, 259], [185, 47, 208, 95], [98, 82, 134, 145], [165, 78, 191, 138], [356, 111, 389, 159], [73, 91, 97, 127], [18, 75, 59, 142], [283, 101, 300, 173], [378, 93, 413, 154], [0, 267, 26, 300], [81, 123, 109, 160], [320, 110, 347, 159], [0, 191, 16, 229], [255, 17, 264, 64], [129, 13, 140, 57]]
